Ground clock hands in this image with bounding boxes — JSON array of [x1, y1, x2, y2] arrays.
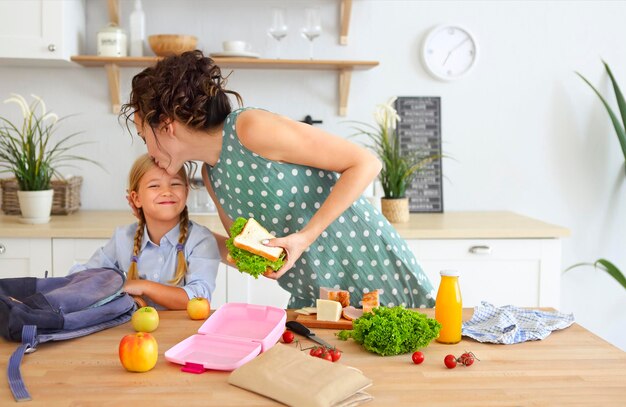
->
[[442, 37, 470, 66]]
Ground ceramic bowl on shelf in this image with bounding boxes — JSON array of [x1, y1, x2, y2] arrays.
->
[[148, 34, 198, 57]]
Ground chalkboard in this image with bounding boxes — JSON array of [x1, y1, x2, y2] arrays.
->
[[395, 96, 443, 213]]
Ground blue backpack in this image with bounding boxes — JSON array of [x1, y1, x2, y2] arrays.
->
[[0, 268, 136, 402]]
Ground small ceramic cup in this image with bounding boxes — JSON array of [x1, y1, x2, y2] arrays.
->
[[222, 40, 250, 53]]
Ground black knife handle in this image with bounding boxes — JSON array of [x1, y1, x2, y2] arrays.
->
[[286, 321, 312, 337]]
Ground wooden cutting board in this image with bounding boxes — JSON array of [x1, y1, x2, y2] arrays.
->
[[295, 314, 353, 329]]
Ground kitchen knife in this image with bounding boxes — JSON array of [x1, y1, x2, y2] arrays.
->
[[285, 321, 334, 349]]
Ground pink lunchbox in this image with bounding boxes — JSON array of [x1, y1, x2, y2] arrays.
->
[[165, 302, 286, 373]]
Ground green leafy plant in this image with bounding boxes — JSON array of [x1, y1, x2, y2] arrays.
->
[[337, 306, 441, 356], [571, 62, 626, 291], [347, 97, 439, 198], [0, 93, 101, 191], [565, 259, 626, 291], [576, 61, 626, 174]]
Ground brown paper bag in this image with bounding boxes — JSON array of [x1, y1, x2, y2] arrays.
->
[[228, 344, 373, 407]]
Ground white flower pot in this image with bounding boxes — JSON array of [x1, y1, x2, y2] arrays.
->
[[17, 189, 54, 224]]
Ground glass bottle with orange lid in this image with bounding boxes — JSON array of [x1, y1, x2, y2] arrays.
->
[[435, 270, 462, 344]]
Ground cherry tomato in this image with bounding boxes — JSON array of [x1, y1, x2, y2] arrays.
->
[[329, 348, 342, 362], [282, 331, 295, 344], [320, 352, 333, 362], [411, 351, 425, 364], [444, 354, 458, 369], [310, 346, 323, 357], [460, 352, 474, 366]]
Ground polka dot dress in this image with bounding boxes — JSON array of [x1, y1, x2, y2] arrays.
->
[[208, 108, 436, 309]]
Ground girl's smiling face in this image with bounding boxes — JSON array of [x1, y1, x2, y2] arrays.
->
[[130, 165, 189, 226]]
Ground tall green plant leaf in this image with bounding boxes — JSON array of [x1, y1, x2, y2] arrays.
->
[[576, 69, 626, 162], [602, 61, 626, 160], [594, 259, 626, 290]]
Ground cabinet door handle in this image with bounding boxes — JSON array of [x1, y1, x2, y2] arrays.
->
[[0, 243, 5, 254], [48, 44, 56, 52], [468, 245, 491, 255]]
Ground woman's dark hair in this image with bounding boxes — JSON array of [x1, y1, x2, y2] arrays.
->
[[120, 50, 242, 133]]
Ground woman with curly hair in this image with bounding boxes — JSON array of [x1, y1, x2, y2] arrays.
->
[[121, 50, 435, 309]]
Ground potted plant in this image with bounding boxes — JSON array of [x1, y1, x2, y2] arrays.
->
[[348, 97, 438, 223], [571, 61, 626, 291], [0, 93, 100, 224]]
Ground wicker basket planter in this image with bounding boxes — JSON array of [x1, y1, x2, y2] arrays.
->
[[381, 197, 409, 223], [1, 176, 82, 215]]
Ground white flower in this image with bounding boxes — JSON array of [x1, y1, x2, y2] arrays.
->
[[31, 94, 47, 116], [4, 93, 30, 119], [373, 96, 400, 130]]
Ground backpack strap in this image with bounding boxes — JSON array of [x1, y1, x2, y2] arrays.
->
[[8, 325, 38, 402]]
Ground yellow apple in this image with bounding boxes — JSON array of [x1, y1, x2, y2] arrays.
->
[[186, 297, 210, 320], [131, 306, 159, 332]]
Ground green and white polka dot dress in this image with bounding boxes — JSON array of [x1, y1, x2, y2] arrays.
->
[[208, 108, 436, 309]]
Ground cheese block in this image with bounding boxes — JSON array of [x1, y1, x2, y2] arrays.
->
[[319, 287, 350, 308], [361, 290, 380, 314], [316, 299, 342, 322]]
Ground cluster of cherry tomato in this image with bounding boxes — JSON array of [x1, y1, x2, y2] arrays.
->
[[309, 345, 342, 362], [444, 351, 478, 368], [281, 331, 342, 362], [411, 350, 478, 369]]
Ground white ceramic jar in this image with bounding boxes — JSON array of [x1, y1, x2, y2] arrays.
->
[[97, 23, 128, 57]]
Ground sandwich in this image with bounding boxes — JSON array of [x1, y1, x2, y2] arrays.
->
[[226, 217, 286, 278]]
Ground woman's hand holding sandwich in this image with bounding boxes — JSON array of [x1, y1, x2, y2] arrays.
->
[[260, 231, 311, 279]]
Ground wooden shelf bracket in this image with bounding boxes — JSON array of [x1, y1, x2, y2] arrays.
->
[[104, 63, 121, 113], [338, 69, 352, 116], [339, 0, 353, 45]]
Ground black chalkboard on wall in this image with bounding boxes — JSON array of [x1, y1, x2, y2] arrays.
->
[[395, 96, 443, 213]]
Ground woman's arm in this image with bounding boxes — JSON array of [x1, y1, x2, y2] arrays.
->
[[236, 109, 382, 277]]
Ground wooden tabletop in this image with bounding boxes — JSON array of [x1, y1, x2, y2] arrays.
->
[[1, 309, 624, 406], [0, 210, 569, 239]]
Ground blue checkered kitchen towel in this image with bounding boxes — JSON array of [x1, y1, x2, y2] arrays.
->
[[461, 301, 575, 344]]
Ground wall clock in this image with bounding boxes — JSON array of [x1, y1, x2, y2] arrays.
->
[[421, 24, 478, 81]]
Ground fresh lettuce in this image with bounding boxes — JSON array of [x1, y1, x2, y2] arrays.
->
[[226, 217, 285, 279], [337, 306, 441, 356]]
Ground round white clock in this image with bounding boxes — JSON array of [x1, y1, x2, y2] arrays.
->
[[421, 24, 478, 81]]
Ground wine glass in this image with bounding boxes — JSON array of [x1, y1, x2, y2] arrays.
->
[[301, 8, 321, 60], [268, 8, 288, 59]]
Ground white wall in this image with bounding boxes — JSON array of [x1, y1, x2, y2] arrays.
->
[[1, 0, 625, 350]]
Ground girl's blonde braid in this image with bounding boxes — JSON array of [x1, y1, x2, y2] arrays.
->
[[169, 206, 189, 285], [127, 212, 145, 281]]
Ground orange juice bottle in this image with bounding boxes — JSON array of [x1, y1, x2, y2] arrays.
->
[[435, 270, 462, 344]]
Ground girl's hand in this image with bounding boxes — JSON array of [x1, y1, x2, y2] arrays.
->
[[261, 232, 310, 280], [123, 279, 145, 296]]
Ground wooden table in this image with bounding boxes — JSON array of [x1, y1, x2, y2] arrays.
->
[[1, 309, 624, 406]]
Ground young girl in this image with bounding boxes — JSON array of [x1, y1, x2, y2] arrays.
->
[[121, 50, 435, 309], [70, 154, 224, 310]]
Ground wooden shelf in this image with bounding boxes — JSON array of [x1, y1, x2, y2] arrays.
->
[[71, 55, 379, 115]]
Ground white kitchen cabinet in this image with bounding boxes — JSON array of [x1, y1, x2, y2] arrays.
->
[[227, 268, 291, 309], [0, 238, 51, 278], [0, 0, 85, 64], [407, 239, 561, 308], [50, 238, 227, 308]]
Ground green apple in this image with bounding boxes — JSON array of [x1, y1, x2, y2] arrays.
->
[[131, 306, 159, 333]]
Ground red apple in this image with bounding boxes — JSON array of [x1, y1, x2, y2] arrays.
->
[[186, 297, 210, 320], [119, 332, 158, 372], [131, 306, 159, 332]]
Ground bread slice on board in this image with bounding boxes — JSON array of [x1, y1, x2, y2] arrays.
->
[[233, 218, 284, 261]]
